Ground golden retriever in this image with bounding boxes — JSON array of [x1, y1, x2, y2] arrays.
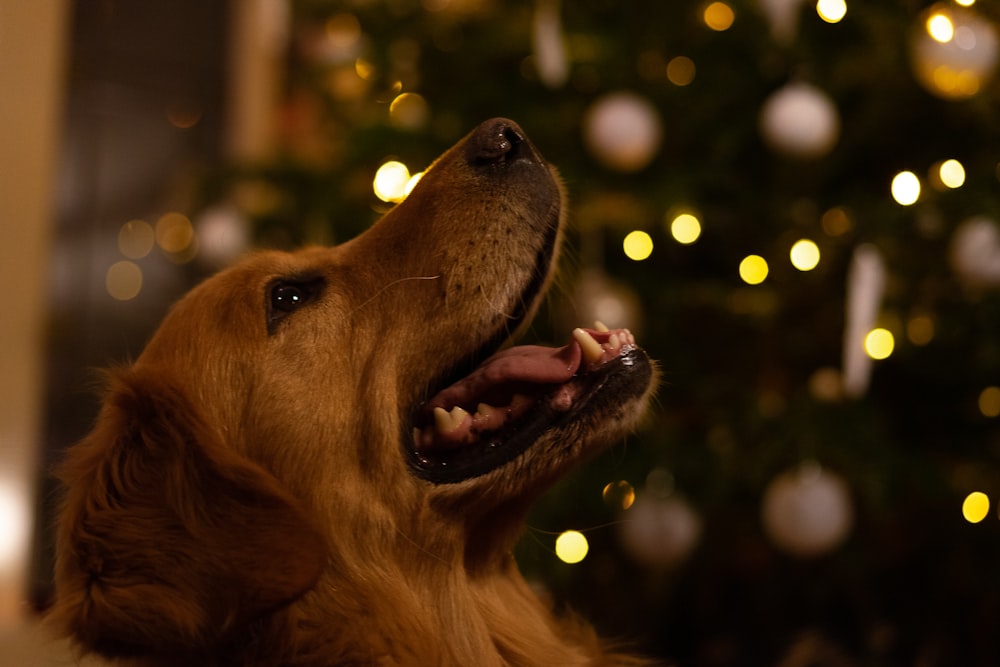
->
[[52, 118, 658, 666]]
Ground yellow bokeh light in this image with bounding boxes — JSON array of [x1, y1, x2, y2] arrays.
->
[[816, 0, 847, 23], [602, 480, 636, 510], [790, 239, 821, 271], [979, 386, 1000, 418], [389, 92, 429, 130], [891, 171, 921, 206], [555, 530, 589, 564], [906, 315, 935, 346], [703, 2, 735, 31], [105, 260, 143, 301], [118, 219, 155, 259], [939, 159, 966, 189], [623, 230, 654, 261], [670, 213, 702, 244], [821, 207, 852, 237], [155, 212, 194, 254], [962, 491, 990, 523], [927, 13, 955, 43], [954, 0, 974, 6], [666, 56, 696, 86], [739, 255, 769, 285], [373, 160, 412, 203], [864, 328, 895, 360], [403, 172, 423, 198]]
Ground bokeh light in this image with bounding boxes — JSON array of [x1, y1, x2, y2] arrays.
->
[[623, 230, 653, 261], [106, 260, 143, 301], [891, 171, 921, 206], [906, 314, 935, 346], [864, 328, 895, 360], [155, 212, 195, 254], [389, 92, 429, 130], [669, 213, 702, 244], [373, 160, 412, 203], [739, 255, 769, 285], [118, 219, 155, 259], [938, 159, 966, 188], [816, 0, 847, 23], [821, 206, 852, 237], [962, 491, 990, 523], [790, 239, 820, 271], [666, 56, 696, 86], [927, 12, 955, 43], [555, 530, 589, 564], [703, 2, 735, 31], [979, 386, 1000, 418], [603, 480, 636, 510]]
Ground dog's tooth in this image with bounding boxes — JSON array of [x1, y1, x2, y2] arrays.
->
[[449, 405, 469, 424], [475, 403, 497, 419], [609, 333, 622, 351], [433, 407, 457, 433], [593, 320, 610, 332], [573, 327, 604, 365]]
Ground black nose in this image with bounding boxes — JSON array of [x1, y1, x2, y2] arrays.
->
[[465, 118, 534, 165]]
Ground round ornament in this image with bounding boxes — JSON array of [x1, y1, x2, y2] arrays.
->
[[910, 4, 999, 100], [949, 216, 1000, 288], [761, 463, 853, 557], [583, 92, 663, 172], [196, 205, 251, 268], [759, 82, 840, 159], [619, 492, 701, 568]]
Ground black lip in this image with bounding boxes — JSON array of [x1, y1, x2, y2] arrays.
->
[[408, 347, 653, 485]]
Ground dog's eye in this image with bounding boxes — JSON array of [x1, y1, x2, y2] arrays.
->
[[267, 279, 323, 332]]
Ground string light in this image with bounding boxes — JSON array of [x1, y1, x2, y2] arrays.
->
[[739, 255, 769, 285], [906, 315, 935, 346], [864, 328, 894, 360], [789, 239, 820, 271], [669, 213, 702, 244], [927, 12, 955, 43], [156, 212, 195, 254], [962, 491, 990, 523], [816, 0, 846, 24], [623, 230, 653, 261], [891, 171, 921, 206], [555, 530, 589, 564]]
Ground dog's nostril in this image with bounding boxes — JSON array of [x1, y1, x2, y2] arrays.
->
[[467, 118, 529, 165]]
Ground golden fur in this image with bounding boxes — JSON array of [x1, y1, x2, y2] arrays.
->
[[52, 119, 658, 666]]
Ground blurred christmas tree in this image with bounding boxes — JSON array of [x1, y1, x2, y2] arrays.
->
[[200, 1, 1000, 664]]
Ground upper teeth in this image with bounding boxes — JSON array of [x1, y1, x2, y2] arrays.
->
[[433, 405, 468, 433]]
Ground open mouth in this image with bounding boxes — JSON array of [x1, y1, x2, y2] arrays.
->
[[408, 324, 651, 484]]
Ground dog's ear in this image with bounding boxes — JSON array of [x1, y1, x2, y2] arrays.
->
[[51, 367, 326, 657]]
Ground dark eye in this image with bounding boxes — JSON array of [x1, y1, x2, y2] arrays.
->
[[267, 278, 323, 332]]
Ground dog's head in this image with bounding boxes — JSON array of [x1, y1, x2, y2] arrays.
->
[[53, 119, 656, 659]]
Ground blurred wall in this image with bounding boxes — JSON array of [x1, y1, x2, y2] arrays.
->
[[0, 0, 70, 626]]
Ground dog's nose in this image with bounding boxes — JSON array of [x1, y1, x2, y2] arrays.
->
[[465, 118, 534, 166]]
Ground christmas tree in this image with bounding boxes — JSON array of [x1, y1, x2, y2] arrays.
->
[[199, 1, 1000, 663]]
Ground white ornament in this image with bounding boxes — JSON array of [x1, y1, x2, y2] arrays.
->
[[583, 92, 663, 172], [759, 82, 840, 159], [949, 217, 1000, 288], [842, 244, 886, 399], [757, 0, 808, 43], [619, 492, 701, 568], [761, 463, 853, 558], [910, 4, 999, 100], [196, 204, 251, 268]]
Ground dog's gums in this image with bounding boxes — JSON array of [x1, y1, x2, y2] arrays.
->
[[409, 325, 650, 483]]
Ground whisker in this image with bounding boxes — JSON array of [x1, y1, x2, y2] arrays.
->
[[349, 275, 441, 316]]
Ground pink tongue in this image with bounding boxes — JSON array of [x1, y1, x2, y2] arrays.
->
[[426, 341, 581, 411]]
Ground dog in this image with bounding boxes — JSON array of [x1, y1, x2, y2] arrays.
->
[[51, 118, 658, 666]]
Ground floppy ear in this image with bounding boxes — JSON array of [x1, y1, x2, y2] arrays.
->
[[50, 367, 326, 657]]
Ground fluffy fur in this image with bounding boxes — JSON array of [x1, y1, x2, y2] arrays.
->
[[51, 119, 658, 666]]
